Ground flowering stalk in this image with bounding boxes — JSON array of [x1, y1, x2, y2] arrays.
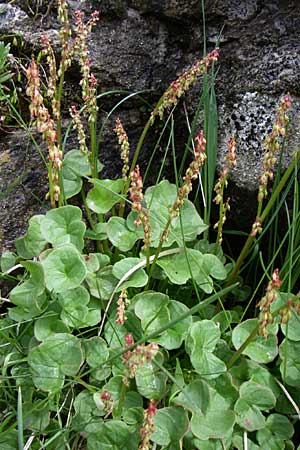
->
[[138, 399, 157, 450], [114, 117, 130, 183], [122, 50, 219, 200], [116, 289, 129, 325], [129, 166, 151, 254], [257, 269, 282, 337], [170, 130, 207, 218], [150, 48, 219, 124], [69, 105, 88, 155], [40, 34, 57, 104], [122, 333, 159, 385], [146, 131, 206, 282], [26, 59, 62, 207], [74, 9, 99, 178], [213, 136, 237, 245], [252, 94, 292, 236], [226, 148, 300, 288], [55, 0, 76, 148], [114, 117, 130, 216]]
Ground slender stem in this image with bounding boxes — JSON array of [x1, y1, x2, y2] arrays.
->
[[17, 386, 24, 450], [114, 382, 127, 418], [104, 282, 239, 365], [120, 97, 166, 212], [81, 187, 96, 230], [90, 119, 98, 179], [48, 162, 56, 208], [227, 299, 293, 370], [227, 150, 300, 286], [146, 216, 172, 286], [226, 325, 259, 369]]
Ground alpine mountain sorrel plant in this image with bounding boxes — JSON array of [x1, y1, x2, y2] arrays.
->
[[1, 1, 300, 449]]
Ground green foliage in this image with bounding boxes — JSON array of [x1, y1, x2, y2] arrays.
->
[[1, 3, 300, 449]]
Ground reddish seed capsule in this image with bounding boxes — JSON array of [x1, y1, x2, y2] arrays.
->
[[101, 391, 111, 401]]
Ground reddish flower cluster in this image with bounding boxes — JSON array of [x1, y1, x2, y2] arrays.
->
[[138, 399, 157, 450], [69, 105, 88, 154], [122, 333, 159, 383], [150, 48, 219, 124], [116, 288, 129, 325], [26, 59, 62, 205], [170, 130, 207, 218], [40, 34, 57, 102], [57, 0, 73, 78], [74, 10, 99, 123], [214, 136, 237, 244], [257, 93, 292, 204], [257, 269, 282, 337], [251, 217, 263, 237], [114, 117, 130, 182], [129, 166, 151, 249]]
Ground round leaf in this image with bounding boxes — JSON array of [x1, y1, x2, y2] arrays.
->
[[256, 414, 294, 450], [85, 337, 109, 368], [232, 319, 278, 363], [157, 249, 226, 293], [239, 381, 276, 410], [151, 407, 188, 446], [234, 398, 265, 432], [186, 321, 226, 379], [191, 386, 235, 440], [87, 420, 130, 450], [107, 217, 143, 251], [112, 257, 148, 290], [15, 215, 47, 258], [135, 363, 166, 399], [34, 314, 70, 341], [28, 333, 83, 392], [279, 338, 300, 387], [42, 244, 87, 293], [59, 286, 93, 328], [134, 291, 170, 333], [281, 309, 300, 341], [9, 261, 45, 309], [174, 380, 210, 415], [63, 149, 91, 176], [40, 206, 86, 250], [87, 179, 123, 214]]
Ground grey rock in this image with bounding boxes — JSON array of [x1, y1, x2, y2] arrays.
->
[[0, 0, 300, 250]]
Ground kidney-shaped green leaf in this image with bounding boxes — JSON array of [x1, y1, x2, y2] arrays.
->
[[157, 248, 226, 293], [151, 407, 188, 446], [28, 333, 83, 392], [239, 381, 276, 410], [15, 215, 47, 258], [40, 206, 86, 251], [256, 414, 294, 450], [87, 420, 131, 450], [59, 286, 95, 328], [134, 291, 192, 349], [279, 338, 300, 388], [112, 257, 148, 291], [232, 319, 278, 363], [107, 217, 143, 252], [173, 380, 210, 416], [87, 179, 123, 214], [41, 244, 87, 293], [10, 261, 45, 309], [186, 321, 226, 379], [190, 383, 235, 440]]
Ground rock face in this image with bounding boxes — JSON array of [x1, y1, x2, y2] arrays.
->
[[0, 0, 299, 250]]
